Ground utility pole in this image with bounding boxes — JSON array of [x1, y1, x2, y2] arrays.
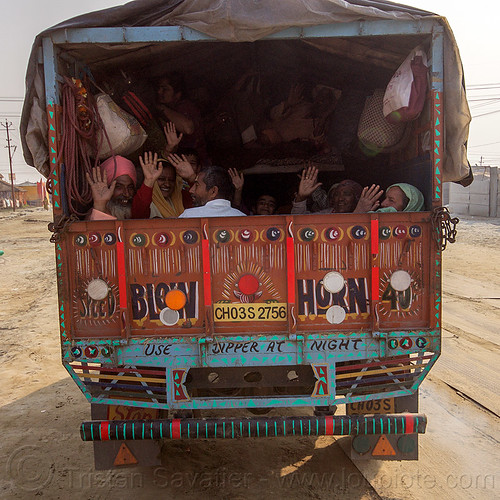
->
[[1, 120, 17, 211]]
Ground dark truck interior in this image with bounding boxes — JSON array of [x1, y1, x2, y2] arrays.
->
[[56, 32, 433, 214]]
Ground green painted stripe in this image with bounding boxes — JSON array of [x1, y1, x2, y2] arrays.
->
[[132, 424, 135, 440], [265, 422, 268, 437], [223, 422, 226, 438], [240, 422, 243, 437], [275, 421, 278, 437], [91, 425, 94, 441], [394, 418, 397, 434], [402, 418, 405, 434], [99, 424, 102, 441], [348, 420, 351, 434], [248, 422, 251, 437], [214, 423, 217, 439], [170, 422, 172, 439], [142, 423, 145, 440], [373, 419, 375, 435], [356, 420, 359, 434], [380, 418, 383, 434], [293, 420, 295, 436], [82, 424, 86, 441], [160, 423, 163, 439], [284, 421, 286, 436], [206, 423, 208, 438], [123, 423, 126, 440], [388, 418, 391, 434], [316, 419, 319, 436], [308, 420, 311, 436], [416, 417, 419, 431], [300, 420, 303, 436], [197, 423, 199, 438], [341, 419, 343, 435], [232, 422, 234, 439], [257, 422, 260, 438]]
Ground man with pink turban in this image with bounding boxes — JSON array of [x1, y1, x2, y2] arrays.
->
[[86, 152, 161, 220]]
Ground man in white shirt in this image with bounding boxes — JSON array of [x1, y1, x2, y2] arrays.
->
[[179, 165, 246, 218]]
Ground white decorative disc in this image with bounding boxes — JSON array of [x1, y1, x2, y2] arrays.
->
[[322, 271, 345, 294], [326, 305, 346, 324], [87, 279, 109, 301], [159, 307, 180, 326], [390, 270, 412, 292]]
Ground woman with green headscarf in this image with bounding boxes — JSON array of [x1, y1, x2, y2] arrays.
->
[[353, 183, 424, 213]]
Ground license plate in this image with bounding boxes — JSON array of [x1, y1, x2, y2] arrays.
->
[[107, 405, 159, 421], [346, 398, 395, 415], [213, 303, 287, 322]]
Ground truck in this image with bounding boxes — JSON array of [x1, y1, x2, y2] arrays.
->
[[21, 0, 469, 469]]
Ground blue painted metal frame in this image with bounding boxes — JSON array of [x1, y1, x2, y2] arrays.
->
[[63, 329, 439, 410], [47, 18, 440, 45]]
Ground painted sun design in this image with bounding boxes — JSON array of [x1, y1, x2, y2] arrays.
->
[[73, 279, 119, 327], [221, 263, 280, 303], [378, 270, 421, 319]]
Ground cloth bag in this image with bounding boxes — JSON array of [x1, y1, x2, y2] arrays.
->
[[383, 45, 428, 124], [95, 93, 147, 159], [358, 89, 407, 153]]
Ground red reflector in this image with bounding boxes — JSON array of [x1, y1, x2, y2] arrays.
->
[[114, 443, 138, 466]]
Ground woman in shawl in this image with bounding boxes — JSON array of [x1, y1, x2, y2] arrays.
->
[[353, 183, 424, 213], [291, 165, 363, 214], [150, 162, 192, 218]]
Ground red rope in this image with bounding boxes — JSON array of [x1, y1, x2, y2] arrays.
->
[[57, 77, 104, 217]]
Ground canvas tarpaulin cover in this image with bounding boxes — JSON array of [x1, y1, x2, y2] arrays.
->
[[20, 0, 471, 183]]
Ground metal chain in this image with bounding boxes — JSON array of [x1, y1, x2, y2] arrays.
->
[[432, 206, 459, 251], [48, 214, 79, 243]]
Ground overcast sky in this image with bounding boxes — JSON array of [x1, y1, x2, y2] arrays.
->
[[1, 0, 499, 182]]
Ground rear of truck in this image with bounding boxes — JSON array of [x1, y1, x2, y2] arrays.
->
[[27, 4, 469, 468]]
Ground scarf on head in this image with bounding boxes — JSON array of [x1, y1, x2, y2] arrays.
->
[[151, 175, 185, 218], [376, 183, 424, 212], [100, 155, 137, 186]]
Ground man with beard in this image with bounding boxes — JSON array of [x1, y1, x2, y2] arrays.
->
[[179, 165, 246, 218], [86, 153, 161, 220]]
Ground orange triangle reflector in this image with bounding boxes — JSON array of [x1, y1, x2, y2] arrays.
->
[[372, 435, 396, 456], [114, 443, 138, 466]]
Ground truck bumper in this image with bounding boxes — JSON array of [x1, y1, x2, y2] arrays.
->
[[81, 413, 426, 441]]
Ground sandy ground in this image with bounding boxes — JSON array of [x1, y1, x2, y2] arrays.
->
[[0, 208, 499, 499]]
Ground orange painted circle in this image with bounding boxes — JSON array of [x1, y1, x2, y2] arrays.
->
[[165, 289, 187, 311]]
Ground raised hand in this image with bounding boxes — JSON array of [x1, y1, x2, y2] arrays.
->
[[287, 83, 304, 107], [353, 184, 384, 213], [228, 168, 244, 192], [295, 165, 322, 203], [85, 167, 116, 213], [168, 153, 196, 183], [163, 122, 183, 154], [139, 151, 162, 188]]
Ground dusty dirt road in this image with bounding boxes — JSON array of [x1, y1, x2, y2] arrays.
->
[[0, 208, 499, 499]]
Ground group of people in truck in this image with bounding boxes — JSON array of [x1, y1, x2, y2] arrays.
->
[[85, 71, 424, 221]]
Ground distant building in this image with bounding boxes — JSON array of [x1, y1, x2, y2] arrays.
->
[[17, 181, 43, 206], [0, 179, 26, 208]]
